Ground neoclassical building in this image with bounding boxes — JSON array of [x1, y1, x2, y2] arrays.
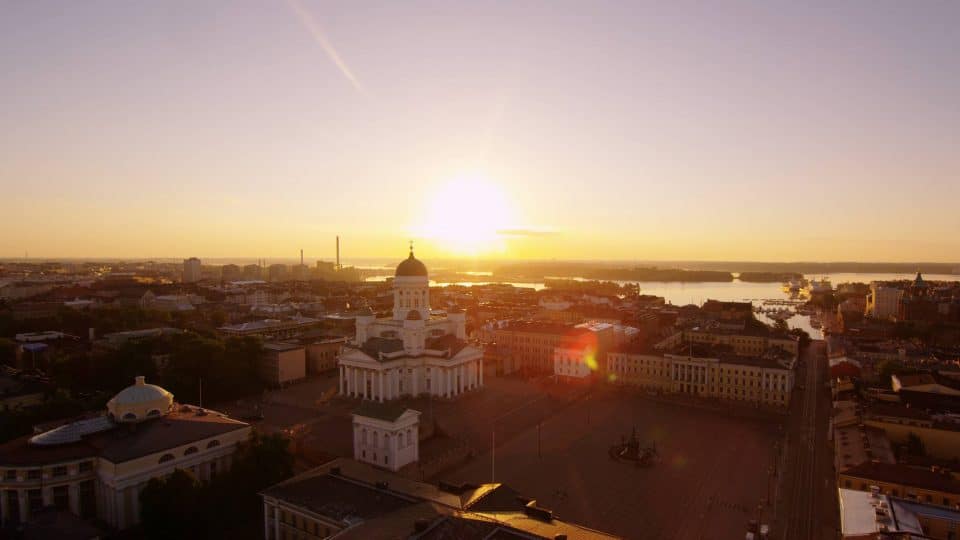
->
[[0, 376, 250, 530], [338, 248, 484, 401]]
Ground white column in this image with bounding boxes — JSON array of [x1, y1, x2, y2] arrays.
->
[[447, 369, 453, 398], [378, 371, 384, 403], [339, 365, 344, 395], [413, 368, 419, 396], [263, 501, 271, 540], [18, 491, 27, 523], [274, 502, 280, 540], [362, 370, 368, 400]]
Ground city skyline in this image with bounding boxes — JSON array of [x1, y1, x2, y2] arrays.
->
[[3, 1, 959, 261]]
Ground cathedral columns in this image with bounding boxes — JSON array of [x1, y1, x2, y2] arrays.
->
[[378, 371, 384, 403]]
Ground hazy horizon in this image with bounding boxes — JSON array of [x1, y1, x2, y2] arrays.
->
[[3, 1, 959, 261]]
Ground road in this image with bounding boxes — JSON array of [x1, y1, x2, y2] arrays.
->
[[778, 340, 838, 539]]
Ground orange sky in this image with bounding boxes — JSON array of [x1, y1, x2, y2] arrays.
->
[[2, 2, 959, 262]]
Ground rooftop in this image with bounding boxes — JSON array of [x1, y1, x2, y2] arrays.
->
[[842, 462, 960, 495], [353, 401, 415, 423], [0, 405, 248, 466]]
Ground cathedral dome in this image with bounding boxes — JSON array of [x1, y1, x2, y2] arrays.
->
[[395, 250, 427, 277], [107, 376, 174, 423]]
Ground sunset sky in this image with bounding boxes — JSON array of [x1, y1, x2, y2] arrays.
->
[[2, 1, 958, 262]]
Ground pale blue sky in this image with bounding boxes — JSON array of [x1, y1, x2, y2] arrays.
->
[[2, 1, 958, 260]]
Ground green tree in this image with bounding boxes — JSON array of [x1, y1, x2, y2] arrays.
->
[[789, 328, 812, 349], [140, 469, 202, 540], [906, 432, 926, 457], [0, 337, 16, 366], [877, 359, 906, 389]]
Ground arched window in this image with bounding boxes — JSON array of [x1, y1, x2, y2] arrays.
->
[[184, 446, 198, 456], [159, 454, 174, 464], [206, 440, 220, 449], [122, 412, 137, 421], [147, 409, 161, 417], [362, 429, 367, 444], [398, 432, 404, 447]]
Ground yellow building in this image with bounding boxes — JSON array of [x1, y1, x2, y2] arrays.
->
[[840, 462, 960, 508], [664, 329, 799, 360], [0, 377, 251, 530], [488, 321, 574, 376], [607, 343, 794, 408]]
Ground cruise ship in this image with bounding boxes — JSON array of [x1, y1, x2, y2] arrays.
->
[[805, 278, 833, 294]]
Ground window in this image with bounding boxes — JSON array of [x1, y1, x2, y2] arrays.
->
[[78, 461, 93, 473], [159, 453, 175, 463], [207, 440, 221, 449], [52, 466, 67, 477], [4, 470, 15, 481], [184, 446, 199, 456], [27, 469, 41, 480], [123, 412, 138, 421]]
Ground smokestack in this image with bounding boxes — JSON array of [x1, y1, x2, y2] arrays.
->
[[300, 249, 303, 265], [336, 236, 341, 270]]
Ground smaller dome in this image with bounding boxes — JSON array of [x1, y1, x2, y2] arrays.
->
[[107, 376, 174, 423], [396, 250, 428, 277], [406, 309, 423, 321]]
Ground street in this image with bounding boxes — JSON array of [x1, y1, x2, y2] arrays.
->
[[777, 340, 838, 539]]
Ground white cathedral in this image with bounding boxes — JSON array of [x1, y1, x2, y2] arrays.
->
[[338, 247, 484, 402]]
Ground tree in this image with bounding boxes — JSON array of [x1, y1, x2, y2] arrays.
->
[[877, 359, 906, 389], [789, 328, 812, 349], [140, 432, 294, 539], [906, 432, 926, 457], [0, 337, 15, 366], [140, 469, 202, 540]]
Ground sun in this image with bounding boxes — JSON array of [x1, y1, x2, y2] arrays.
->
[[414, 173, 518, 256]]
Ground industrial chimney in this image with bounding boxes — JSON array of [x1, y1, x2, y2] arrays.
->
[[336, 236, 341, 270]]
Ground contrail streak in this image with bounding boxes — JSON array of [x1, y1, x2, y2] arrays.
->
[[286, 0, 369, 97]]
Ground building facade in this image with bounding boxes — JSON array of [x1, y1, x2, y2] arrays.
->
[[182, 257, 201, 283], [261, 343, 307, 385], [352, 402, 419, 472], [867, 283, 905, 320], [0, 377, 250, 530], [607, 346, 795, 407], [338, 248, 483, 402]]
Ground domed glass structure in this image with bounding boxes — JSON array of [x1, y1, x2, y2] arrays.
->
[[107, 376, 174, 423]]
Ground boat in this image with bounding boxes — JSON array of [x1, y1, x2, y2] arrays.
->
[[805, 278, 832, 295], [781, 278, 808, 293]]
